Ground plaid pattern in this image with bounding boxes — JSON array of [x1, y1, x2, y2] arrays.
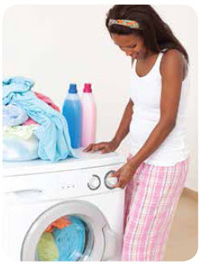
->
[[122, 156, 189, 261]]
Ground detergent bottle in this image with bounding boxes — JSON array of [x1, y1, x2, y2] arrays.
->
[[62, 83, 81, 148], [81, 83, 97, 147]]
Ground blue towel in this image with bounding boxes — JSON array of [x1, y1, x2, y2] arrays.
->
[[3, 77, 77, 161], [53, 216, 86, 261]]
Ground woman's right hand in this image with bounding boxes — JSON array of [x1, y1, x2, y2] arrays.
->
[[83, 139, 120, 154]]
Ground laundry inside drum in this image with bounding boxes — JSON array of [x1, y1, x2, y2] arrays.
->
[[36, 215, 94, 261]]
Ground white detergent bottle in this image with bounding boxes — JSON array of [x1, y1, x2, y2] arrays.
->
[[81, 83, 97, 147]]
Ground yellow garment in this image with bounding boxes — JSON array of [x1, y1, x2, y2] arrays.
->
[[37, 232, 59, 261]]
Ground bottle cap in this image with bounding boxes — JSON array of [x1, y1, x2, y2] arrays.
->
[[68, 83, 77, 94], [83, 83, 92, 93]]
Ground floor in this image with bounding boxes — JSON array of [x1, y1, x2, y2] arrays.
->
[[163, 188, 198, 261]]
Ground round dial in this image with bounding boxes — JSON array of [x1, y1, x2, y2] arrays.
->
[[87, 175, 101, 190], [104, 170, 118, 189]]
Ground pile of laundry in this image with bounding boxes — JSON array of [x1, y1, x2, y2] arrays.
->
[[37, 216, 86, 261], [2, 77, 76, 162]]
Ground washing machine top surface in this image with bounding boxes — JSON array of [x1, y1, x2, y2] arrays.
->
[[2, 148, 126, 177]]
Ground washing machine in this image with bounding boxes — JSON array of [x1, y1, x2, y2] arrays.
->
[[2, 149, 126, 261]]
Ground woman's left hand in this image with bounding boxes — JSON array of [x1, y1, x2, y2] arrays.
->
[[111, 161, 139, 189]]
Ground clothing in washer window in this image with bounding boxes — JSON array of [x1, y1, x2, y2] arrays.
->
[[45, 216, 71, 232], [37, 233, 59, 261], [53, 216, 86, 261], [36, 216, 86, 262]]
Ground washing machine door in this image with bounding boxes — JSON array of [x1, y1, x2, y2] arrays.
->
[[21, 200, 117, 261]]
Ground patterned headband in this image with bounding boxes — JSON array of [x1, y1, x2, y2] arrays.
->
[[108, 19, 141, 30]]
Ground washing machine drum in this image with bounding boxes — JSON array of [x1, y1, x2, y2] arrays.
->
[[36, 216, 87, 261], [21, 200, 117, 261]]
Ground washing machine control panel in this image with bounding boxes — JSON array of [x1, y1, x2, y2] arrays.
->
[[3, 164, 123, 202]]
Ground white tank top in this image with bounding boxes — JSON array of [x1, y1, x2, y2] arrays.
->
[[129, 51, 190, 166]]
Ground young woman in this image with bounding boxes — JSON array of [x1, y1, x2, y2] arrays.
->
[[84, 5, 189, 261]]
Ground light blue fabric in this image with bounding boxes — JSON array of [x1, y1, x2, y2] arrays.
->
[[53, 216, 86, 261], [3, 77, 77, 161], [3, 104, 28, 126]]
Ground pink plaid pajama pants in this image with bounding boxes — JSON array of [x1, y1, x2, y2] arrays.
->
[[121, 157, 189, 261]]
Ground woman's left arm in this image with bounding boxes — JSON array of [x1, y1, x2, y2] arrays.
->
[[114, 49, 186, 188]]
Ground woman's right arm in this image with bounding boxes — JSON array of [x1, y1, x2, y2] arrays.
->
[[112, 98, 133, 146], [84, 99, 134, 153]]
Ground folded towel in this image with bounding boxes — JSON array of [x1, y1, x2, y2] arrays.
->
[[3, 76, 77, 161]]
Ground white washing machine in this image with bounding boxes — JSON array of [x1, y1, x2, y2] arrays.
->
[[2, 149, 126, 261]]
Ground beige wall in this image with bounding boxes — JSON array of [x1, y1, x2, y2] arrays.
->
[[3, 5, 198, 191]]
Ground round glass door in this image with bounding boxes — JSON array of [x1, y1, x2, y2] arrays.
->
[[35, 215, 94, 261], [21, 200, 109, 261]]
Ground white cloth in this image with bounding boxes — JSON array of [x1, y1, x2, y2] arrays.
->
[[3, 125, 39, 161], [129, 51, 190, 166]]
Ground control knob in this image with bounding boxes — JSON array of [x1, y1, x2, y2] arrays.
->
[[87, 175, 101, 190], [104, 170, 118, 189]]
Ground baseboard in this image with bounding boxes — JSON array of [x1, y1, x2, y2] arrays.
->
[[182, 187, 198, 201]]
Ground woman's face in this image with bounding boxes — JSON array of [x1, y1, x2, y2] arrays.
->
[[111, 33, 148, 59]]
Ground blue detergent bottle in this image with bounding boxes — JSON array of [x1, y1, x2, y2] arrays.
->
[[62, 84, 81, 149]]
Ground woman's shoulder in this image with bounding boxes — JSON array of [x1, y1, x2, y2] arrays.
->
[[160, 49, 186, 79], [162, 49, 184, 64]]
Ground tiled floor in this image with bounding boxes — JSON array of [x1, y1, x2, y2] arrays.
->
[[164, 188, 198, 261]]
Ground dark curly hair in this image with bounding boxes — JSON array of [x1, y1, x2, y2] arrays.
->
[[106, 5, 189, 63]]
